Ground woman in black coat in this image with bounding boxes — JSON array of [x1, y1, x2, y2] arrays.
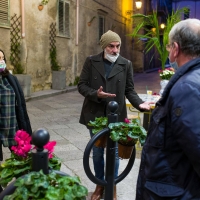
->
[[0, 49, 32, 158]]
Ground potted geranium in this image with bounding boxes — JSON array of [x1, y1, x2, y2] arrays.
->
[[88, 117, 147, 159], [2, 170, 88, 200], [0, 130, 88, 199], [0, 130, 61, 187]]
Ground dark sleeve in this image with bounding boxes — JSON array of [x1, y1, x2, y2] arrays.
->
[[125, 60, 143, 110]]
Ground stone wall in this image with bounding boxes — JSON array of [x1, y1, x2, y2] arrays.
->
[[0, 0, 135, 92]]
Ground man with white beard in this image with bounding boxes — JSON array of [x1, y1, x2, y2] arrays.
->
[[78, 30, 150, 200]]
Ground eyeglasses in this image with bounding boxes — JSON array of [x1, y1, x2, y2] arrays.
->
[[166, 43, 174, 52]]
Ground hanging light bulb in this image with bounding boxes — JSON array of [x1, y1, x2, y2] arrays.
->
[[135, 0, 142, 10], [160, 23, 166, 29]]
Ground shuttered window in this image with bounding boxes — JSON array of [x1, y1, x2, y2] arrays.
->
[[98, 16, 105, 40], [58, 0, 70, 37], [0, 0, 9, 26]]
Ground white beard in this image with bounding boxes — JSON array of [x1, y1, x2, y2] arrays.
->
[[104, 50, 119, 63]]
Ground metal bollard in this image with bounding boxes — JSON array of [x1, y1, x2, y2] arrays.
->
[[31, 128, 50, 174], [83, 101, 136, 200], [104, 101, 118, 199]]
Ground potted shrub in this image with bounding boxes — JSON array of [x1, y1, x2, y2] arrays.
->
[[10, 43, 31, 97], [130, 8, 187, 70], [50, 47, 66, 90]]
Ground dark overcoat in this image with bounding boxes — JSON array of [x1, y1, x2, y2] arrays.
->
[[136, 58, 200, 199], [78, 52, 143, 128]]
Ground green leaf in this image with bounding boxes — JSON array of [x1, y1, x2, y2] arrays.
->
[[130, 8, 186, 70]]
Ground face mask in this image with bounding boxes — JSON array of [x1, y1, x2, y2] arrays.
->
[[104, 50, 119, 63], [169, 61, 179, 71], [0, 60, 6, 72]]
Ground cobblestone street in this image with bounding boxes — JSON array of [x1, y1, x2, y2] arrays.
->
[[2, 71, 160, 199]]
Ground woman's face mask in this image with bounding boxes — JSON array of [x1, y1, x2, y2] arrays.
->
[[0, 60, 6, 72]]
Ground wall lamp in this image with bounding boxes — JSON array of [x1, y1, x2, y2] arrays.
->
[[135, 0, 142, 10]]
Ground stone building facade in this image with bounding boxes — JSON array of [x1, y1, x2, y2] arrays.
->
[[0, 0, 137, 92]]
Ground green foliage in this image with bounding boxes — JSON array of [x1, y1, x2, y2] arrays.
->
[[109, 120, 147, 145], [0, 152, 61, 187], [130, 8, 186, 70], [12, 62, 24, 74], [88, 117, 147, 145], [88, 117, 108, 134], [69, 76, 80, 86], [3, 170, 88, 200], [10, 42, 24, 74], [74, 76, 80, 85], [50, 47, 61, 71]]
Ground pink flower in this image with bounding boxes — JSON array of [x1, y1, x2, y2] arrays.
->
[[44, 141, 56, 158], [11, 130, 32, 157], [127, 136, 132, 141], [124, 118, 130, 124]]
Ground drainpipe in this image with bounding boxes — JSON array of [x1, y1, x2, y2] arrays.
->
[[21, 0, 25, 38], [76, 0, 79, 45], [20, 0, 28, 73]]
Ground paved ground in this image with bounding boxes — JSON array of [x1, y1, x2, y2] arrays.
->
[[2, 71, 160, 200]]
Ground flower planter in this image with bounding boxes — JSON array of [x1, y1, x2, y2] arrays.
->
[[38, 4, 44, 11], [118, 139, 136, 159], [159, 79, 169, 96], [94, 135, 107, 147], [15, 74, 31, 97], [52, 70, 66, 90]]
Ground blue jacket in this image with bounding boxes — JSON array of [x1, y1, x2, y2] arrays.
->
[[136, 58, 200, 199]]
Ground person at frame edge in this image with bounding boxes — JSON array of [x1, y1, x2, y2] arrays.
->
[[78, 30, 151, 200], [0, 49, 32, 191], [136, 18, 200, 200]]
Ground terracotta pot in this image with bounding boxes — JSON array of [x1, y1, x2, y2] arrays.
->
[[94, 134, 107, 148], [38, 4, 44, 11], [118, 139, 136, 159]]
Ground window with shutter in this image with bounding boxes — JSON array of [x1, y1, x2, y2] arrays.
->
[[0, 0, 9, 27], [98, 16, 105, 40], [58, 0, 70, 37]]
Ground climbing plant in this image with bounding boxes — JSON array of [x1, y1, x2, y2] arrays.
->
[[10, 14, 24, 74], [49, 23, 61, 71]]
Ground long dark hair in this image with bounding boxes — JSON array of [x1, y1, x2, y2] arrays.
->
[[0, 49, 7, 63], [0, 49, 9, 76]]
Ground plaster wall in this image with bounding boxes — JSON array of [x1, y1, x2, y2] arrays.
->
[[0, 0, 135, 92]]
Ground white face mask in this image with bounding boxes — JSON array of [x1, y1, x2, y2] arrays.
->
[[0, 60, 6, 72], [104, 50, 119, 63], [168, 57, 179, 71]]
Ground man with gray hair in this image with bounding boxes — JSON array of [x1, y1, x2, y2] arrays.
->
[[136, 18, 200, 199], [78, 30, 150, 200]]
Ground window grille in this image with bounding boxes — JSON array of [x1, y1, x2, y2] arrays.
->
[[0, 0, 9, 26], [58, 0, 70, 37], [98, 16, 105, 40]]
